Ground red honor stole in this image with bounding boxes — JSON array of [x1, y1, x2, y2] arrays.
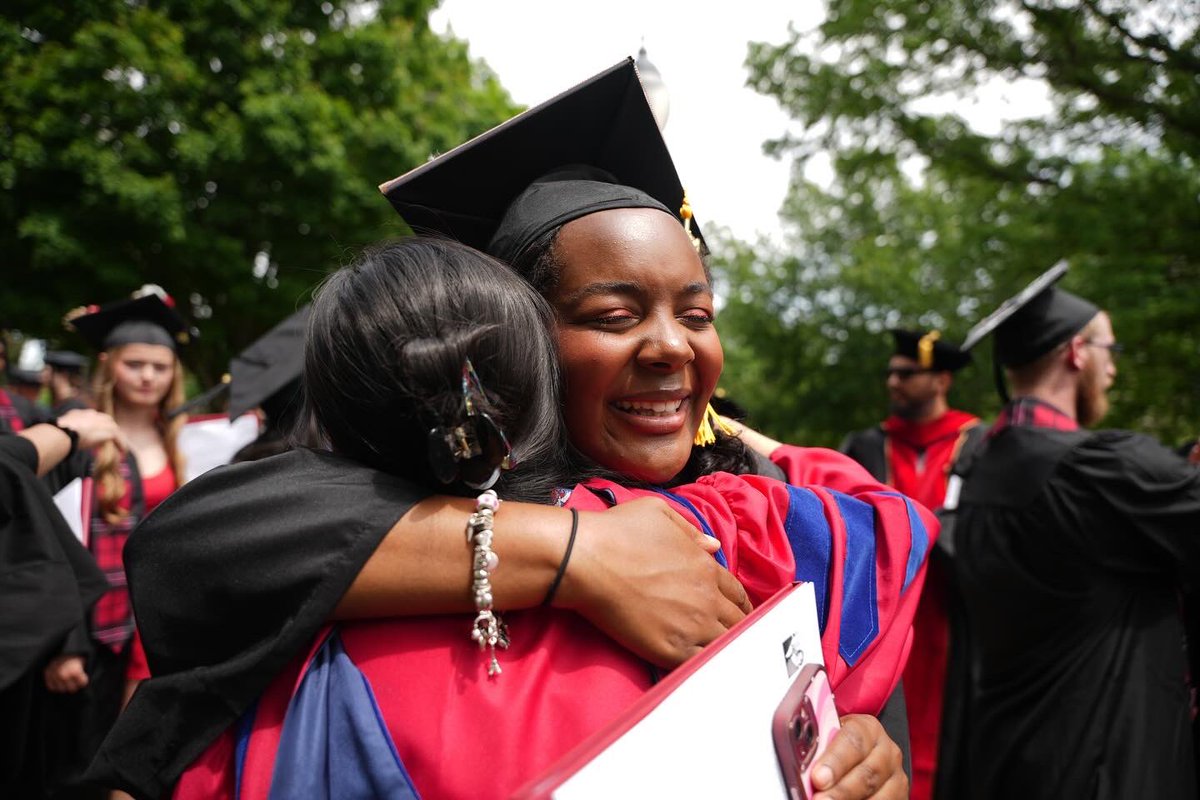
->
[[884, 409, 979, 800], [881, 409, 980, 512]]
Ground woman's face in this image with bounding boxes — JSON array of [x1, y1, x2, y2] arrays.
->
[[548, 207, 723, 483], [109, 343, 176, 410]]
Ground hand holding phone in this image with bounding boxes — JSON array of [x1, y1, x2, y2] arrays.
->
[[772, 664, 840, 800]]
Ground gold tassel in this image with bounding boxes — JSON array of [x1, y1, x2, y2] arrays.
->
[[679, 191, 701, 253], [694, 403, 736, 447], [917, 330, 941, 369]]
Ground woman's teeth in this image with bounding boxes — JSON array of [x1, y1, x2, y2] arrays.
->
[[613, 399, 684, 416]]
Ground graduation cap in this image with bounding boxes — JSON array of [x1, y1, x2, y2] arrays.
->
[[890, 329, 972, 372], [66, 286, 196, 352], [961, 260, 1100, 400], [228, 305, 310, 420], [165, 306, 310, 421], [379, 57, 706, 264], [44, 350, 90, 373]]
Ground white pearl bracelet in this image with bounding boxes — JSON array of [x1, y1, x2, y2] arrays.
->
[[467, 489, 508, 676]]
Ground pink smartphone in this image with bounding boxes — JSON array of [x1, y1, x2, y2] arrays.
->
[[772, 664, 840, 800]]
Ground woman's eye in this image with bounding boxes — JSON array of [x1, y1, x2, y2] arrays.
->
[[591, 314, 637, 327], [680, 312, 715, 326]]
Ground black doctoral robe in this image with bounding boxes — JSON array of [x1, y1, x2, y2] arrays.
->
[[86, 448, 430, 799], [949, 425, 1200, 800]]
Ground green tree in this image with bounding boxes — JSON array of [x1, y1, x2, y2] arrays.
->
[[1, 0, 518, 383], [714, 0, 1200, 446]]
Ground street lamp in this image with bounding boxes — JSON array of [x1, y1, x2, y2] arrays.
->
[[636, 45, 670, 132]]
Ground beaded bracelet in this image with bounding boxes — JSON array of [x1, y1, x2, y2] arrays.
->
[[467, 489, 509, 677]]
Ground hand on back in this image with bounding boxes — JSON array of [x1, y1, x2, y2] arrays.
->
[[557, 496, 752, 668]]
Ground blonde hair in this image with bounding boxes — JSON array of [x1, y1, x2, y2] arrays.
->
[[92, 345, 187, 524]]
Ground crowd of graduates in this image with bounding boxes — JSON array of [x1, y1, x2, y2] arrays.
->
[[3, 58, 1199, 800]]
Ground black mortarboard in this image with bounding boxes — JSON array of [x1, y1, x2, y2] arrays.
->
[[961, 260, 1100, 402], [44, 350, 90, 373], [67, 290, 194, 352], [379, 57, 706, 264], [961, 261, 1099, 367], [890, 329, 972, 372], [228, 305, 310, 420], [165, 306, 310, 421]]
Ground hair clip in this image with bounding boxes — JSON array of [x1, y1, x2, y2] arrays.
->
[[426, 358, 516, 490]]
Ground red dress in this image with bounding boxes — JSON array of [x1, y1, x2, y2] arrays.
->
[[122, 463, 177, 682], [175, 448, 936, 800]]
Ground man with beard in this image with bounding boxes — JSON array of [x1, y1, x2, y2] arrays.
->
[[841, 329, 983, 800], [944, 262, 1200, 799]]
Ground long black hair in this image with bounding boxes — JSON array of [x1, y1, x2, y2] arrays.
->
[[509, 225, 759, 484], [302, 237, 575, 502]]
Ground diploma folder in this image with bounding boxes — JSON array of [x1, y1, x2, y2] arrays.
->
[[514, 582, 824, 799]]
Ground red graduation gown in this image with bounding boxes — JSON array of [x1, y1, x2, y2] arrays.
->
[[175, 450, 935, 800]]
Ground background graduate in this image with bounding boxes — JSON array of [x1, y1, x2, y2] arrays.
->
[[946, 262, 1200, 799], [42, 287, 194, 796], [839, 328, 983, 800]]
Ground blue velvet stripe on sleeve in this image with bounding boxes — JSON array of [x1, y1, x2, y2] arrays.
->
[[267, 630, 421, 800], [233, 700, 258, 800], [881, 491, 929, 593], [782, 485, 832, 630], [652, 488, 729, 569], [831, 491, 879, 666]]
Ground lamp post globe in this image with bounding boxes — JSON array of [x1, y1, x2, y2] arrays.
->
[[635, 45, 670, 132]]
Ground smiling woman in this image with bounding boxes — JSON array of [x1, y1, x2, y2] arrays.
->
[[550, 207, 724, 483]]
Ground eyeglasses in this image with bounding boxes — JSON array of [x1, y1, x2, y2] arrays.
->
[[1084, 340, 1124, 361], [885, 367, 934, 380]]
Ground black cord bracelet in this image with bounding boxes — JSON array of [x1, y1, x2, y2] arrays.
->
[[53, 424, 80, 459], [542, 508, 579, 607]]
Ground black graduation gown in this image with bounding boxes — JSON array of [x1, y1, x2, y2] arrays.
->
[[0, 435, 108, 797], [86, 447, 430, 800], [949, 426, 1200, 800]]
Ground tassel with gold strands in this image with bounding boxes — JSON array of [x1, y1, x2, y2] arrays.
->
[[917, 330, 941, 370], [694, 403, 737, 447], [679, 191, 702, 253]]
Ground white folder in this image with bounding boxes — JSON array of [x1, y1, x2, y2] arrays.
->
[[514, 582, 824, 799]]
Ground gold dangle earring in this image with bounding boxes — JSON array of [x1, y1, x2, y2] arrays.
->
[[694, 403, 736, 447]]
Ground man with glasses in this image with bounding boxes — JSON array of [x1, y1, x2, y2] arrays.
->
[[840, 327, 983, 800], [943, 263, 1200, 799]]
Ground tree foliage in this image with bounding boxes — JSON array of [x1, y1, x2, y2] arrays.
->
[[714, 0, 1200, 447], [1, 0, 518, 382]]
